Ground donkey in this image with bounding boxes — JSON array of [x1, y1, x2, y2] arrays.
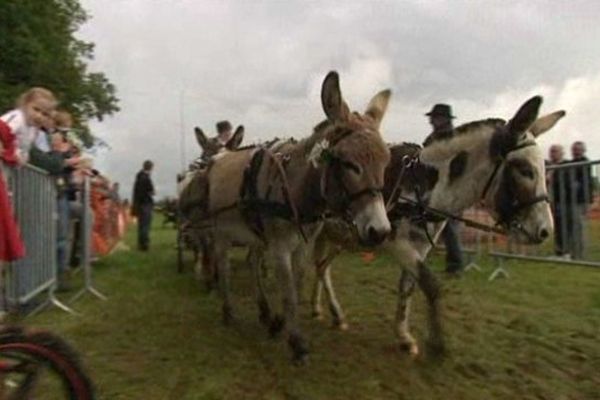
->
[[196, 71, 392, 362], [177, 125, 244, 279], [308, 96, 565, 357]]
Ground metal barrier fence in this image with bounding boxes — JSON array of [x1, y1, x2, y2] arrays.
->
[[1, 166, 108, 315], [69, 176, 107, 305], [2, 164, 64, 312], [458, 159, 600, 278]]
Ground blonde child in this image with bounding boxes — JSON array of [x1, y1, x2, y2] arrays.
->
[[0, 87, 57, 163], [1, 88, 56, 308]]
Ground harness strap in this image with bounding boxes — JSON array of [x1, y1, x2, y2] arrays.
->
[[262, 148, 308, 242], [385, 155, 416, 212]]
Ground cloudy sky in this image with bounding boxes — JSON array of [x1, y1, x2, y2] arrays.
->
[[79, 0, 600, 198]]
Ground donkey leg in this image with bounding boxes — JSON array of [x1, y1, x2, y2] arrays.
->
[[320, 263, 347, 330], [310, 272, 324, 320], [214, 241, 234, 325], [200, 238, 217, 292], [395, 269, 419, 356], [417, 261, 445, 357], [249, 247, 272, 327], [274, 250, 309, 363], [310, 239, 328, 320]]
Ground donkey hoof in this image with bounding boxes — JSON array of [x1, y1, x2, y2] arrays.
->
[[258, 310, 271, 327], [312, 311, 324, 321], [222, 306, 234, 326], [292, 353, 310, 366], [335, 322, 349, 331], [426, 340, 447, 359], [289, 334, 309, 366], [399, 341, 420, 358], [269, 315, 285, 338], [204, 281, 216, 293]]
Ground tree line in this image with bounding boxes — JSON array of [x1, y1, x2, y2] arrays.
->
[[0, 0, 119, 146]]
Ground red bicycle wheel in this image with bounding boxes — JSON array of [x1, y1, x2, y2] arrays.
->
[[0, 326, 95, 400]]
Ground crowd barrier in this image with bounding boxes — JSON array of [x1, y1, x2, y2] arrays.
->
[[457, 159, 600, 279], [69, 176, 107, 307], [3, 164, 59, 312], [1, 165, 124, 315]]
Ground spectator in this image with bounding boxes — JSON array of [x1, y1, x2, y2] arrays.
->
[[569, 141, 593, 259], [132, 160, 155, 251], [423, 104, 464, 276], [0, 109, 26, 264], [547, 145, 570, 257], [0, 87, 57, 163], [50, 111, 83, 289]]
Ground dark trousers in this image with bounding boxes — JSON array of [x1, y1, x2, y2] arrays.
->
[[553, 207, 569, 256], [137, 204, 153, 250], [443, 220, 464, 272]]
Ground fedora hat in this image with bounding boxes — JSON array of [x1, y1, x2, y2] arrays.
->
[[425, 104, 455, 119]]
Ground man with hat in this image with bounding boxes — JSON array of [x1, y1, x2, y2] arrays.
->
[[424, 103, 464, 276], [424, 104, 455, 146]]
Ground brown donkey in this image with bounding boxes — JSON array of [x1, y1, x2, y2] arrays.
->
[[197, 71, 392, 362], [308, 96, 565, 357], [177, 125, 244, 280]]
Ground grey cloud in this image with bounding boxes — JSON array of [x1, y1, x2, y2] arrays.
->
[[80, 0, 600, 197]]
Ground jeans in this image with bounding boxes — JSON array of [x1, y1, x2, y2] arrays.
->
[[443, 219, 464, 272], [137, 203, 153, 250]]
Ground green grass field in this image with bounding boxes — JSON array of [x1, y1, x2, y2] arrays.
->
[[27, 221, 600, 400]]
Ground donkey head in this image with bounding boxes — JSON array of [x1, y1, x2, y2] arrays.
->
[[194, 125, 245, 159], [311, 71, 392, 246], [486, 96, 566, 244]]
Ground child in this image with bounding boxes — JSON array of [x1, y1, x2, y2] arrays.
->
[[0, 87, 57, 163], [1, 87, 56, 309], [0, 110, 26, 263]]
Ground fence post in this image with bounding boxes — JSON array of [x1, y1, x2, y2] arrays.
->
[[69, 176, 108, 304], [488, 255, 509, 281]]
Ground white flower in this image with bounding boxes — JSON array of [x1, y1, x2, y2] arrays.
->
[[307, 139, 330, 168]]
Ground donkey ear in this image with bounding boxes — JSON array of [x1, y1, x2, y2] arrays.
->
[[507, 96, 543, 136], [365, 89, 392, 129], [530, 110, 566, 137], [225, 125, 244, 150], [194, 127, 209, 149], [321, 71, 350, 123]]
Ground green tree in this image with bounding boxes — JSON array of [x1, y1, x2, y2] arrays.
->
[[0, 0, 119, 146]]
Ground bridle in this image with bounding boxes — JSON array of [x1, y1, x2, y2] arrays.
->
[[318, 130, 385, 220], [481, 139, 550, 238]]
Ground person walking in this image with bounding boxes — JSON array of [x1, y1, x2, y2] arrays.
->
[[132, 160, 155, 251], [423, 104, 464, 276]]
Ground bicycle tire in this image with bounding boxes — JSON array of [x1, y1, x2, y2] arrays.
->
[[0, 326, 95, 400]]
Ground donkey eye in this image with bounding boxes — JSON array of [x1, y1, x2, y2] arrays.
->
[[343, 161, 361, 175], [518, 167, 534, 179]]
